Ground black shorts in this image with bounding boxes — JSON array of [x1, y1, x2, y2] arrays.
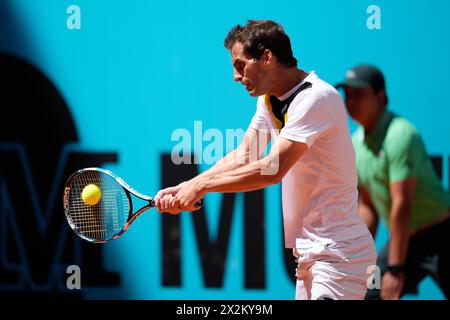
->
[[365, 216, 450, 300]]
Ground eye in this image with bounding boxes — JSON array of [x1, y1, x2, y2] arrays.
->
[[235, 61, 245, 72]]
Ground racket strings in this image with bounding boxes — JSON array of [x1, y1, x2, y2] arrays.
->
[[67, 170, 130, 241]]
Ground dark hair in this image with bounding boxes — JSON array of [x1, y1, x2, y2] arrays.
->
[[224, 20, 297, 68]]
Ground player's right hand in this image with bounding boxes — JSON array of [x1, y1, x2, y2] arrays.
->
[[156, 194, 182, 214], [153, 183, 187, 214]]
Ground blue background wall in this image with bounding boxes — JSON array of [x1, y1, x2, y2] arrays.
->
[[0, 0, 449, 299]]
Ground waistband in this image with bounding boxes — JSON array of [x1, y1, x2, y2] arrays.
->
[[295, 223, 370, 249]]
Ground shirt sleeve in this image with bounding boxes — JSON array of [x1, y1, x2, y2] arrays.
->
[[248, 97, 269, 131], [279, 93, 334, 148], [386, 124, 422, 182]]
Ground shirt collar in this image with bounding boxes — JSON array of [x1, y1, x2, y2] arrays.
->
[[277, 70, 316, 101], [362, 108, 393, 145]]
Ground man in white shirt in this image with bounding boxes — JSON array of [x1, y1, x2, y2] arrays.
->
[[154, 20, 376, 300]]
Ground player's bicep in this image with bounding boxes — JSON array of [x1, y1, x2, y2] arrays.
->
[[263, 136, 308, 181]]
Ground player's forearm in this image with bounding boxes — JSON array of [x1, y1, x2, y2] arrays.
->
[[388, 204, 411, 265], [195, 148, 250, 180], [196, 157, 280, 194]]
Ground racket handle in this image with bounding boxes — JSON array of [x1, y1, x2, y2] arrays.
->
[[150, 199, 203, 208], [194, 199, 203, 207]]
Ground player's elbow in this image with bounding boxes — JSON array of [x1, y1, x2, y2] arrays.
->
[[258, 158, 285, 185]]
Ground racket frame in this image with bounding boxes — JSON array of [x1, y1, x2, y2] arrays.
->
[[63, 167, 155, 243]]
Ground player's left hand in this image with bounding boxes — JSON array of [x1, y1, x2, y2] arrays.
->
[[381, 272, 405, 300], [173, 179, 204, 212]]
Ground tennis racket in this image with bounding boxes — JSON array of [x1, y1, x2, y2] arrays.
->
[[63, 167, 202, 243]]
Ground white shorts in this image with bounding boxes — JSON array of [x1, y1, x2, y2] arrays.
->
[[293, 233, 377, 300]]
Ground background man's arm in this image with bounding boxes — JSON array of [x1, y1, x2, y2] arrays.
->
[[381, 178, 416, 300], [388, 178, 415, 266]]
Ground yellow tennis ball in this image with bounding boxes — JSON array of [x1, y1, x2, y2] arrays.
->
[[81, 184, 102, 206]]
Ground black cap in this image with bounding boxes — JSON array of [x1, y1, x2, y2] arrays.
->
[[335, 65, 385, 92]]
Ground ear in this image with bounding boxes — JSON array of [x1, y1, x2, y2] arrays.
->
[[262, 49, 273, 65], [376, 89, 386, 105]]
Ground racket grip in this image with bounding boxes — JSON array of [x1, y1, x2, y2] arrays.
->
[[150, 199, 203, 208], [194, 199, 203, 207]]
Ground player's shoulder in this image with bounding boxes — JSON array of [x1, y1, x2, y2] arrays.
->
[[304, 71, 339, 96], [292, 71, 340, 105]]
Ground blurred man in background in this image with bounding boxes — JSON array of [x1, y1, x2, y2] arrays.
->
[[337, 65, 450, 300]]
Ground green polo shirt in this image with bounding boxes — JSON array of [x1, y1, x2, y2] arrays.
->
[[352, 110, 450, 232]]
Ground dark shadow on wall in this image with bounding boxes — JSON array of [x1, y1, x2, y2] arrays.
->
[[0, 1, 120, 298], [0, 53, 79, 201], [0, 54, 83, 299]]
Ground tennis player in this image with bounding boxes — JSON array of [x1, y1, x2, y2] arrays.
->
[[154, 20, 376, 300]]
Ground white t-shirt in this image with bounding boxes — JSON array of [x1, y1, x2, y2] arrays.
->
[[249, 71, 369, 248]]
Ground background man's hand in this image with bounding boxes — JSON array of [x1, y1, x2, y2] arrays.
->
[[381, 272, 405, 300]]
